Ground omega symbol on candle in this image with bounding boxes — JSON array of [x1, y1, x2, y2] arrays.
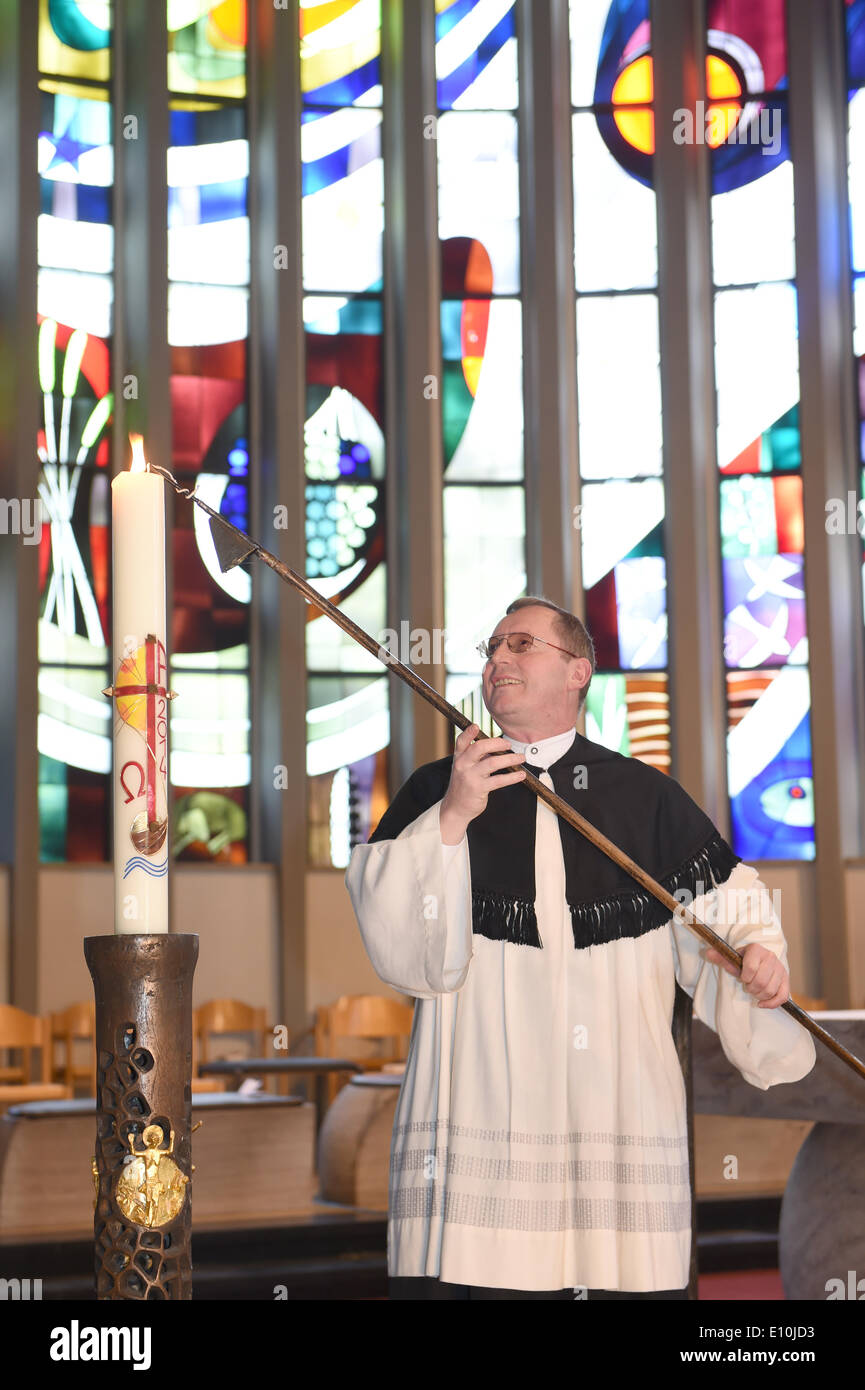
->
[[114, 632, 169, 856]]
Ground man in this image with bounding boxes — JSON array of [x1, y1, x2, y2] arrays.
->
[[345, 596, 815, 1300]]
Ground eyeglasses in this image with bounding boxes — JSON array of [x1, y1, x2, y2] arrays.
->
[[476, 631, 582, 661]]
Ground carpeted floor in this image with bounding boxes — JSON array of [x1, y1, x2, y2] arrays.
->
[[698, 1269, 785, 1300]]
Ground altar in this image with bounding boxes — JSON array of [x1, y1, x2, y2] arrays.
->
[[692, 1011, 865, 1300]]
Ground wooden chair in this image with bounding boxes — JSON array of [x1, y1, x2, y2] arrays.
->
[[194, 1000, 268, 1063], [0, 1005, 73, 1109], [193, 1000, 269, 1093], [50, 1001, 96, 1095], [790, 992, 827, 1012], [315, 994, 414, 1109], [53, 1000, 223, 1096]]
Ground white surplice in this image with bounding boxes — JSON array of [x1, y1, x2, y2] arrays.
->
[[344, 727, 816, 1292]]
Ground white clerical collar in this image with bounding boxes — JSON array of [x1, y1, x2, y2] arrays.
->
[[503, 725, 577, 770]]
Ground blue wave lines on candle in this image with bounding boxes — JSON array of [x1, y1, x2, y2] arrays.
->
[[122, 855, 169, 879]]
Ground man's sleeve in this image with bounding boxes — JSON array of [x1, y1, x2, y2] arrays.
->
[[670, 860, 816, 1089], [345, 772, 473, 999]]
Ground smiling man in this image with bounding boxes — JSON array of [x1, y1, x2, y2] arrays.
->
[[345, 595, 815, 1301]]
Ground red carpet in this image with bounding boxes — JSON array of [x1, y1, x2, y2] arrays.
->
[[698, 1269, 785, 1300], [376, 1270, 788, 1300]]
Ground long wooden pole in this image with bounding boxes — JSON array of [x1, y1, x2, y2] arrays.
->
[[151, 464, 865, 1084]]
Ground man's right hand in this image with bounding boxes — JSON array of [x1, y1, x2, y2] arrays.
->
[[439, 724, 526, 845]]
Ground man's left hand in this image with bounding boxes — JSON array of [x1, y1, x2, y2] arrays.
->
[[702, 942, 790, 1008]]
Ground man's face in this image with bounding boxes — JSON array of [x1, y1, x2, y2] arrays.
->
[[481, 606, 591, 740]]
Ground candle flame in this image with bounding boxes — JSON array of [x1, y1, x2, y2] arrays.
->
[[129, 434, 148, 473]]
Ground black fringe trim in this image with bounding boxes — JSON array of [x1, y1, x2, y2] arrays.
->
[[471, 889, 542, 949], [567, 830, 741, 951], [469, 831, 740, 952]]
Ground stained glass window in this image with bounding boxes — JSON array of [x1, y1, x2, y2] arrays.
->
[[168, 11, 250, 864], [39, 0, 111, 90], [569, 0, 670, 773], [302, 0, 389, 868], [32, 0, 839, 873], [168, 0, 247, 101], [37, 5, 114, 861], [708, 0, 814, 860], [567, 0, 815, 839], [436, 0, 526, 716]]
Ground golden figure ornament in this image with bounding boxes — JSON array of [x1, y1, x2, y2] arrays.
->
[[115, 1124, 189, 1228]]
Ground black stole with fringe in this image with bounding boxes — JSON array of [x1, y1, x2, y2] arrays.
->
[[368, 730, 740, 951]]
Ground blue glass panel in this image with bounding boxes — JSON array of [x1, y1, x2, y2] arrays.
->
[[848, 0, 865, 89], [304, 56, 381, 109], [436, 0, 517, 110], [728, 713, 814, 858], [722, 555, 806, 669], [591, 0, 651, 108], [727, 668, 814, 859]]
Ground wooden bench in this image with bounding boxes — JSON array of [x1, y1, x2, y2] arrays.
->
[[0, 1093, 317, 1240]]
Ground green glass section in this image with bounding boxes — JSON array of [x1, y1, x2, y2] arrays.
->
[[38, 752, 68, 863], [584, 674, 629, 755], [760, 403, 801, 472]]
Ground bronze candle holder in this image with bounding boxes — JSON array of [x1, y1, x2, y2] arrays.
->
[[84, 933, 198, 1300]]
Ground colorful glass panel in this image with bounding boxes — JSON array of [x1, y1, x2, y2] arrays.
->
[[579, 480, 666, 671], [37, 32, 113, 861], [727, 668, 814, 859], [437, 112, 519, 295], [435, 0, 517, 111], [441, 298, 523, 480], [306, 674, 389, 776], [168, 72, 251, 859], [570, 0, 650, 109], [573, 0, 789, 192], [437, 3, 526, 707], [301, 0, 382, 108], [707, 0, 788, 88], [708, 0, 813, 859], [583, 671, 670, 771], [39, 0, 111, 89], [302, 0, 387, 867], [39, 753, 111, 863], [569, 1, 667, 761], [566, 0, 817, 849], [301, 109, 383, 292], [168, 0, 247, 100], [847, 1, 865, 623]]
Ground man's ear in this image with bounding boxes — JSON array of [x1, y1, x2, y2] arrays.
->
[[568, 658, 591, 691]]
